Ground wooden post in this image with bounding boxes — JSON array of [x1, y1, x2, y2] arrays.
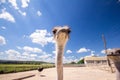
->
[[102, 34, 113, 73]]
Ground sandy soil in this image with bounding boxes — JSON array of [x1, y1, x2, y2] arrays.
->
[[0, 67, 116, 80]]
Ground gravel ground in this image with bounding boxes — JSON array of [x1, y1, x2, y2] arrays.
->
[[0, 67, 116, 80]]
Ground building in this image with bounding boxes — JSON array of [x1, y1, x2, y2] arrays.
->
[[84, 56, 107, 66]]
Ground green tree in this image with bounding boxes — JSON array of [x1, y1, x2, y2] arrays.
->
[[77, 59, 84, 64]]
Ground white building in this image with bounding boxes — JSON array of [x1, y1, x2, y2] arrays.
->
[[84, 56, 107, 66]]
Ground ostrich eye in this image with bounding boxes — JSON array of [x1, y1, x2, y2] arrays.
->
[[68, 29, 71, 34], [52, 29, 57, 34]]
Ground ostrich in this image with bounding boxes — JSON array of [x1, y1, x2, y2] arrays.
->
[[106, 48, 120, 80], [37, 67, 45, 77], [38, 67, 44, 72], [52, 26, 71, 80]]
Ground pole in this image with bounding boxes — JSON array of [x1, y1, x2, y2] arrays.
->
[[102, 34, 113, 73]]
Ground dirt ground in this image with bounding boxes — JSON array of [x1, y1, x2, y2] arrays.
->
[[0, 67, 116, 80]]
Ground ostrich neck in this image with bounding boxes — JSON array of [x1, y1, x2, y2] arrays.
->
[[56, 44, 65, 80]]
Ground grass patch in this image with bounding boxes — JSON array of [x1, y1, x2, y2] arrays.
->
[[0, 64, 55, 74]]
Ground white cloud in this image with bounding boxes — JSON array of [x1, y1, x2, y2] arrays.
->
[[45, 57, 55, 63], [21, 52, 37, 60], [30, 54, 37, 57], [4, 49, 39, 60], [18, 46, 46, 60], [101, 50, 105, 54], [0, 52, 4, 56], [37, 10, 42, 16], [38, 52, 54, 62], [22, 35, 28, 39], [16, 46, 22, 50], [5, 49, 21, 60], [1, 26, 6, 30], [53, 51, 78, 63], [52, 50, 56, 54], [0, 0, 6, 3], [29, 29, 54, 47], [66, 50, 72, 54], [1, 0, 30, 17], [0, 45, 55, 61], [34, 48, 42, 53], [22, 52, 29, 56], [91, 50, 95, 54], [0, 36, 6, 45], [63, 56, 78, 63], [77, 47, 90, 53], [6, 49, 20, 55], [18, 10, 26, 16], [23, 46, 34, 52], [85, 53, 97, 58], [8, 0, 27, 16], [0, 9, 15, 23], [21, 0, 30, 8], [8, 0, 19, 9], [90, 53, 95, 56], [39, 54, 52, 59], [101, 48, 111, 54], [23, 46, 42, 53]]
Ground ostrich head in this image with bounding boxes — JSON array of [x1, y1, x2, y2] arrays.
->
[[52, 26, 71, 47]]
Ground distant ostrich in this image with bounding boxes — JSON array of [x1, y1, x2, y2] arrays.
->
[[38, 67, 44, 72], [106, 48, 120, 80], [52, 26, 71, 80]]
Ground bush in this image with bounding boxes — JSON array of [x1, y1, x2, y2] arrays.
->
[[0, 70, 4, 74]]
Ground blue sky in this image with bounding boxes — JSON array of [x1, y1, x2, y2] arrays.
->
[[0, 0, 120, 63]]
